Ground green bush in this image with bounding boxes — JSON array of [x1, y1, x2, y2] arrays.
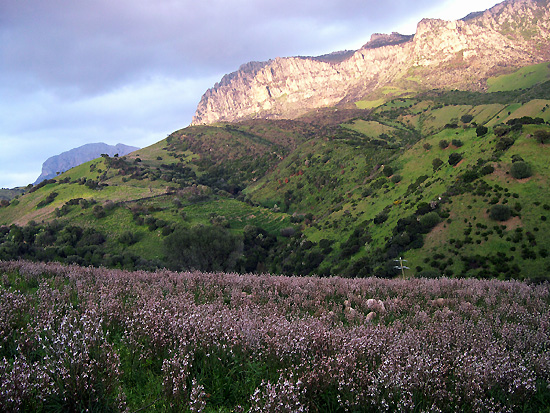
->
[[510, 161, 532, 179], [534, 129, 550, 144], [438, 140, 449, 149], [448, 153, 463, 166], [451, 139, 463, 147], [432, 158, 444, 170], [489, 205, 511, 221], [460, 114, 474, 123], [476, 125, 488, 137], [420, 211, 441, 231]]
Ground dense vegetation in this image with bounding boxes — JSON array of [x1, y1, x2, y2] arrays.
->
[[1, 260, 549, 412]]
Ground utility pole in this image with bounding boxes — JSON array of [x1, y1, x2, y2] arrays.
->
[[394, 257, 410, 279]]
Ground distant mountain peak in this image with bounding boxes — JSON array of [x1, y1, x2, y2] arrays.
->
[[34, 142, 139, 185]]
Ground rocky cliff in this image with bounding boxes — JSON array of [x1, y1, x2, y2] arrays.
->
[[192, 0, 550, 125], [34, 143, 139, 185]]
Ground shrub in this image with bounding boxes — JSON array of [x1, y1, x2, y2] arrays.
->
[[119, 231, 138, 245], [373, 211, 389, 225], [382, 166, 394, 177], [494, 125, 510, 137], [438, 140, 449, 149], [432, 158, 444, 170], [423, 143, 432, 150], [460, 114, 474, 123], [391, 174, 402, 183], [419, 211, 441, 230], [451, 139, 463, 147], [496, 137, 515, 151], [448, 153, 463, 166], [534, 129, 550, 144], [476, 125, 488, 137], [489, 204, 511, 221], [510, 161, 532, 179], [92, 205, 105, 218]]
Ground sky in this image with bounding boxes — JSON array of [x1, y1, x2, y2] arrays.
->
[[0, 0, 501, 189]]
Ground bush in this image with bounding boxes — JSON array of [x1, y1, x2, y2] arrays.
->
[[432, 158, 444, 170], [420, 211, 441, 231], [423, 143, 432, 150], [448, 153, 463, 166], [534, 129, 550, 144], [382, 166, 394, 177], [510, 161, 532, 179], [460, 114, 474, 123], [451, 139, 463, 147], [391, 174, 402, 183], [119, 231, 138, 245], [489, 204, 511, 221], [476, 125, 488, 137], [438, 140, 449, 149], [496, 137, 515, 151], [494, 125, 510, 137]]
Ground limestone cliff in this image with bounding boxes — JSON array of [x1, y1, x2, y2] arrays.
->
[[192, 0, 550, 125]]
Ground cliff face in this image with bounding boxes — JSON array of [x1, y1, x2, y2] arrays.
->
[[192, 0, 550, 125]]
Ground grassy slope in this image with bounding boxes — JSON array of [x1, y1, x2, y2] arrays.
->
[[1, 63, 550, 279]]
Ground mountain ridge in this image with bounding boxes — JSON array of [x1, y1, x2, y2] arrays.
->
[[192, 0, 550, 125]]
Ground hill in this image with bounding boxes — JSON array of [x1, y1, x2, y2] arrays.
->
[[1, 61, 550, 279], [1, 0, 550, 280], [34, 142, 139, 185]]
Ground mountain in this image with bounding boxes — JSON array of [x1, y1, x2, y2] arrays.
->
[[1, 0, 550, 281], [192, 0, 550, 125], [34, 143, 139, 185]]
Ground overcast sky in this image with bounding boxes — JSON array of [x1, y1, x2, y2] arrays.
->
[[0, 0, 501, 189]]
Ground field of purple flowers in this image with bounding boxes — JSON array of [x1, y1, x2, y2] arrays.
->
[[1, 260, 549, 412]]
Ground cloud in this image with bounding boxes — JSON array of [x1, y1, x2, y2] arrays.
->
[[0, 0, 501, 188]]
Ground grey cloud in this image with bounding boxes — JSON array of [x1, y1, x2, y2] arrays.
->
[[0, 0, 500, 188]]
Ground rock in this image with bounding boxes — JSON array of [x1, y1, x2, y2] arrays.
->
[[192, 0, 550, 125]]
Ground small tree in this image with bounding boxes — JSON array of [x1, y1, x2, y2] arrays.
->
[[510, 161, 532, 179], [534, 129, 550, 144], [476, 125, 488, 137], [448, 153, 463, 166], [439, 140, 449, 149], [489, 204, 511, 221], [461, 114, 474, 124], [432, 158, 444, 171]]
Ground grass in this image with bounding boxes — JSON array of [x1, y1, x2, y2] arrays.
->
[[487, 62, 550, 92]]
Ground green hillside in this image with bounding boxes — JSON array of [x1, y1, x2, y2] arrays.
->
[[1, 69, 550, 279]]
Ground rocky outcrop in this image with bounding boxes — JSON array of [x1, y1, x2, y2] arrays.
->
[[192, 0, 550, 125], [34, 143, 139, 184]]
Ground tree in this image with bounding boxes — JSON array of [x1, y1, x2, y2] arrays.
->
[[448, 153, 463, 166], [432, 158, 444, 171], [164, 225, 243, 272], [461, 114, 474, 123], [534, 129, 550, 144], [476, 125, 488, 137], [510, 161, 532, 179], [489, 205, 511, 221]]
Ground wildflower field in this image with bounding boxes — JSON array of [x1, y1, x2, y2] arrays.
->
[[1, 260, 549, 412]]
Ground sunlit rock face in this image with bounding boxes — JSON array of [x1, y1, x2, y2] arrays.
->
[[192, 0, 550, 125]]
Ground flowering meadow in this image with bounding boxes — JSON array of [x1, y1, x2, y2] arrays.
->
[[0, 260, 549, 412]]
